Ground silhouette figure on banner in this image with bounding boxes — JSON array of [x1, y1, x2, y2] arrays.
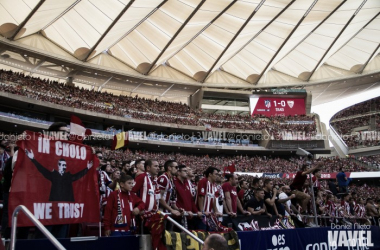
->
[[25, 149, 93, 202]]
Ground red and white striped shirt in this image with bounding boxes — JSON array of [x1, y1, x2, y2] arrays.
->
[[132, 172, 160, 212], [326, 200, 337, 218], [196, 178, 216, 213], [354, 204, 366, 218], [157, 173, 175, 212], [341, 200, 351, 216]]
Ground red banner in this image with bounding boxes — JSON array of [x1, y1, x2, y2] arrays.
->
[[283, 172, 351, 179], [9, 131, 100, 227]]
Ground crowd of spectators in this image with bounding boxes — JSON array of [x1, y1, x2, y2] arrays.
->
[[330, 96, 380, 148], [2, 126, 375, 175], [342, 134, 380, 148], [331, 97, 380, 120], [0, 69, 318, 137], [2, 125, 380, 242], [2, 69, 380, 242], [331, 116, 380, 148], [331, 117, 370, 135], [236, 174, 380, 204], [94, 146, 374, 174], [355, 154, 380, 170], [1, 129, 373, 174], [92, 147, 379, 230]]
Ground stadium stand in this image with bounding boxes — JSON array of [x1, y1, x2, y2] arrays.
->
[[330, 96, 380, 148], [331, 97, 380, 120], [0, 70, 318, 137], [1, 1, 380, 248], [1, 79, 379, 250]]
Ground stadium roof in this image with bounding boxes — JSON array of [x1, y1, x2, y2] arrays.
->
[[0, 0, 380, 105]]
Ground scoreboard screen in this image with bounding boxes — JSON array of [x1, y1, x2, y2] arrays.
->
[[250, 90, 306, 117]]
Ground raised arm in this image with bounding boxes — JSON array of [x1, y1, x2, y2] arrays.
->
[[26, 149, 52, 179]]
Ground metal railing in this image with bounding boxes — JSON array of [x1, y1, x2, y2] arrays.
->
[[10, 205, 66, 250], [162, 212, 204, 245]]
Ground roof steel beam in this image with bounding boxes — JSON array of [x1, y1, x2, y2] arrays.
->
[[166, 0, 238, 63], [220, 0, 295, 74], [307, 0, 367, 81], [278, 0, 346, 63], [84, 0, 136, 62], [10, 0, 46, 40], [98, 76, 113, 89], [107, 0, 169, 52], [201, 0, 266, 83], [329, 11, 379, 61], [41, 0, 81, 31], [360, 43, 380, 74], [254, 0, 319, 84], [145, 0, 207, 75], [160, 84, 175, 97]]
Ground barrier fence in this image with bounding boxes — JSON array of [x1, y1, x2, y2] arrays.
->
[[238, 226, 380, 250], [13, 226, 380, 250]]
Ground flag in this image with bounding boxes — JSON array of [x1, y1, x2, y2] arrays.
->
[[224, 163, 236, 174], [112, 132, 129, 150], [70, 115, 92, 143], [144, 212, 167, 250], [9, 131, 100, 226], [204, 124, 212, 131], [104, 102, 113, 108]]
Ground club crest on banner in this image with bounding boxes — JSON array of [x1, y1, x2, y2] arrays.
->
[[265, 100, 271, 108], [287, 100, 294, 108]]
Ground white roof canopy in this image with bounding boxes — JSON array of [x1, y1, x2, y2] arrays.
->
[[0, 0, 379, 87]]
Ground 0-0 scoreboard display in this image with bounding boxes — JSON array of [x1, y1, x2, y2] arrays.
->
[[249, 89, 307, 117]]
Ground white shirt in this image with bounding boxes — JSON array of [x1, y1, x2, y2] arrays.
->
[[279, 192, 291, 216]]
